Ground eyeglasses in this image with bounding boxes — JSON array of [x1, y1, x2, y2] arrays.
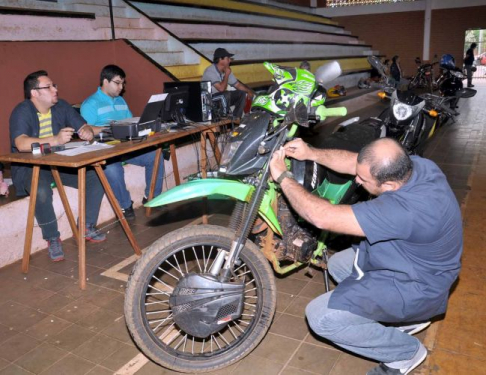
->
[[111, 80, 125, 86], [34, 84, 58, 90]]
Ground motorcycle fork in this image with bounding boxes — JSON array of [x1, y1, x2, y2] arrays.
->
[[215, 131, 289, 282]]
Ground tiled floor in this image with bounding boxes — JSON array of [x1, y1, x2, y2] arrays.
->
[[1, 82, 485, 374]]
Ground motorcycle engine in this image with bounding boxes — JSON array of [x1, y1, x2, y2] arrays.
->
[[169, 273, 245, 338], [276, 195, 317, 263]]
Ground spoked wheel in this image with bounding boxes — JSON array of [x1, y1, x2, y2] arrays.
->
[[125, 225, 276, 373]]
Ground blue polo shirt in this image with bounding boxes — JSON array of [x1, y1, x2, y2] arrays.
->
[[329, 156, 463, 322], [81, 87, 132, 126]]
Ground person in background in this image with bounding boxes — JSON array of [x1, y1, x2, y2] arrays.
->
[[269, 137, 462, 375], [0, 163, 9, 196], [202, 48, 255, 120], [299, 60, 311, 71], [464, 42, 477, 88], [81, 65, 165, 220], [9, 70, 106, 262], [358, 58, 391, 89]]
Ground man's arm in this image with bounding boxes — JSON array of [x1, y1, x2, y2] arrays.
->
[[14, 129, 75, 152], [270, 147, 364, 236], [280, 176, 364, 236], [213, 68, 231, 92], [283, 138, 358, 175], [234, 82, 255, 99]]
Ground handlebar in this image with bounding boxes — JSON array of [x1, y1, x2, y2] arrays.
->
[[314, 106, 347, 120]]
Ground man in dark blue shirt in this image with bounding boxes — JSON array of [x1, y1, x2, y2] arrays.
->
[[9, 70, 107, 262], [269, 137, 462, 375]]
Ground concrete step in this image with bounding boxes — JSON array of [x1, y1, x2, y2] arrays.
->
[[97, 27, 157, 40], [160, 23, 362, 45], [148, 51, 200, 66], [0, 0, 61, 11], [67, 3, 138, 18], [192, 43, 373, 62], [92, 16, 144, 29], [130, 39, 171, 53], [132, 2, 344, 35]]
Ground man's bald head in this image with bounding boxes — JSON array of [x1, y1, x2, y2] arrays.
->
[[357, 138, 413, 186]]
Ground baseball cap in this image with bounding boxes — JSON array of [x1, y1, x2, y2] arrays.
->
[[214, 48, 235, 60]]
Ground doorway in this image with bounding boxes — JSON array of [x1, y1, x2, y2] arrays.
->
[[465, 29, 486, 79]]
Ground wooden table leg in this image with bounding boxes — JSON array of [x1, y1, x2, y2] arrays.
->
[[78, 167, 87, 290], [170, 143, 180, 186], [22, 165, 40, 273], [93, 164, 142, 256], [145, 147, 162, 217], [207, 128, 222, 165], [51, 167, 79, 243], [200, 131, 208, 224]]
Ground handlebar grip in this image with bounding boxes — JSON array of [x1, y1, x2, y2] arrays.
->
[[316, 106, 348, 119]]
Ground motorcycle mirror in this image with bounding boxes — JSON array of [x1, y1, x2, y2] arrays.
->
[[315, 61, 342, 85], [367, 56, 387, 77]]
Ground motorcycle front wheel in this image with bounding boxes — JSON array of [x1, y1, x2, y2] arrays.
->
[[125, 225, 277, 373]]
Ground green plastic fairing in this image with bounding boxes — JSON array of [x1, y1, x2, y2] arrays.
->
[[146, 179, 282, 235]]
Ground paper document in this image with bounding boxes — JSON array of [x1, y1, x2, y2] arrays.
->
[[56, 142, 114, 156]]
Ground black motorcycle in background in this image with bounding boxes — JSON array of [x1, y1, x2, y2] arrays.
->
[[408, 57, 439, 93], [368, 55, 476, 155]]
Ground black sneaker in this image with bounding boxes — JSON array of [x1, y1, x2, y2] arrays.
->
[[121, 203, 135, 220]]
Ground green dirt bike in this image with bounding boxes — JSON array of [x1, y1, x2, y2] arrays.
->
[[124, 61, 384, 372]]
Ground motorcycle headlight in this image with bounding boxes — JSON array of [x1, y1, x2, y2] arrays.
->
[[393, 103, 414, 121], [451, 71, 465, 79], [220, 140, 243, 169]]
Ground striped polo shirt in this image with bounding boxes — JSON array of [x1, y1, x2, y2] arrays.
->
[[80, 87, 132, 126]]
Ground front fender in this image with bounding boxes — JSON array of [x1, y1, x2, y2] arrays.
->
[[146, 178, 282, 235]]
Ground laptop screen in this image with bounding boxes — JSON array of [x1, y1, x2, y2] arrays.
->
[[138, 93, 168, 125]]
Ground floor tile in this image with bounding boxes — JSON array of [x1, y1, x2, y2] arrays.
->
[[29, 293, 75, 315], [275, 291, 295, 313], [269, 313, 309, 341], [0, 302, 47, 331], [288, 343, 341, 374], [73, 334, 127, 364], [14, 342, 67, 374], [232, 353, 283, 375], [85, 366, 114, 375], [47, 324, 96, 352], [0, 333, 41, 362], [24, 316, 72, 342], [274, 276, 309, 296], [77, 308, 122, 332], [251, 333, 300, 364], [0, 359, 9, 372], [98, 344, 140, 371], [0, 324, 19, 345], [329, 353, 376, 375], [0, 364, 34, 375], [100, 318, 133, 344], [52, 300, 100, 324], [37, 353, 95, 375], [285, 295, 312, 317]]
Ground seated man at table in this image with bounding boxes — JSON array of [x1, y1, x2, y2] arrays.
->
[[9, 70, 106, 262], [81, 64, 164, 219]]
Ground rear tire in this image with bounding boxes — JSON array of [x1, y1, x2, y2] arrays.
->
[[125, 225, 276, 373]]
